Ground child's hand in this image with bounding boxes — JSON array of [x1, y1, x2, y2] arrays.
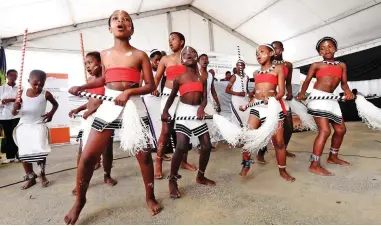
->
[[83, 110, 95, 119], [114, 90, 130, 106], [197, 107, 205, 120], [161, 111, 171, 123], [68, 109, 79, 118], [68, 86, 83, 96], [42, 111, 54, 122], [296, 92, 306, 101]]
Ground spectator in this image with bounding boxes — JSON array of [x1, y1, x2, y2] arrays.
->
[[220, 71, 232, 81], [208, 69, 218, 81], [0, 69, 20, 163]]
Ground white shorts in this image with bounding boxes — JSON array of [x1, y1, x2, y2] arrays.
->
[[175, 102, 209, 138], [307, 89, 343, 124], [160, 87, 179, 117], [249, 99, 285, 123]]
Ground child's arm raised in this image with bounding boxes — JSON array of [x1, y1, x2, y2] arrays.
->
[[42, 91, 59, 122]]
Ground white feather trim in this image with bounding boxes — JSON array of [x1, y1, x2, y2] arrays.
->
[[243, 97, 281, 153], [287, 99, 317, 131], [212, 114, 243, 147], [120, 101, 152, 156], [355, 95, 381, 131]]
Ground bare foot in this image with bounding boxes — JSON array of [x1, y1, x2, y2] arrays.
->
[[286, 151, 296, 158], [308, 165, 334, 176], [71, 187, 77, 196], [155, 158, 163, 179], [239, 167, 250, 178], [94, 162, 101, 170], [181, 162, 197, 171], [256, 155, 266, 164], [162, 154, 171, 161], [64, 200, 86, 225], [21, 179, 36, 190], [146, 198, 163, 216], [279, 169, 296, 182], [40, 175, 50, 187], [104, 175, 118, 186], [196, 176, 216, 186], [169, 179, 181, 198], [327, 155, 351, 166]]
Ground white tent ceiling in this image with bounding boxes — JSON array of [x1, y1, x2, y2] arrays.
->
[[1, 0, 381, 66]]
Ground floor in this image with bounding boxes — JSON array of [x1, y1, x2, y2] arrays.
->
[[1, 122, 381, 224]]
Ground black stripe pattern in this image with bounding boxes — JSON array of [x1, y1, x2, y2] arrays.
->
[[230, 102, 243, 127], [76, 129, 84, 142], [245, 100, 265, 108], [175, 123, 208, 138], [19, 154, 48, 163], [175, 115, 213, 120], [92, 116, 150, 131], [307, 95, 343, 100], [250, 109, 285, 123], [307, 108, 342, 124]]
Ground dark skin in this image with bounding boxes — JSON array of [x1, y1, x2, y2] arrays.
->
[[64, 10, 162, 225], [162, 47, 215, 199], [1, 72, 18, 104], [12, 74, 59, 189], [69, 55, 117, 196], [257, 42, 295, 163], [199, 55, 221, 113], [239, 46, 295, 182], [297, 39, 354, 176], [153, 33, 197, 180]]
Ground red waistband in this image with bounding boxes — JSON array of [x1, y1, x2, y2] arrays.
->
[[316, 66, 342, 79], [166, 65, 186, 81], [255, 73, 278, 85], [179, 82, 203, 96], [104, 67, 140, 83]]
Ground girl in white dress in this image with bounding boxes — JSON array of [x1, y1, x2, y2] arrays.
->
[[12, 70, 58, 189]]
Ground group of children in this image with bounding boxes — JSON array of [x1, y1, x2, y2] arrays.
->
[[11, 9, 357, 225]]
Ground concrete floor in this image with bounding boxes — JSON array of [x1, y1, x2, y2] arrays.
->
[[1, 122, 381, 224]]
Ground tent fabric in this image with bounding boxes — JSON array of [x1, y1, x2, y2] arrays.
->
[[299, 45, 381, 81], [1, 0, 381, 66]]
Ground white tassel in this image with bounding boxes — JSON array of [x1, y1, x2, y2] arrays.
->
[[287, 99, 317, 131], [355, 95, 381, 131], [120, 101, 152, 156], [212, 114, 243, 147], [243, 97, 280, 153]]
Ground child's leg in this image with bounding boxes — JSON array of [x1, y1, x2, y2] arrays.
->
[[240, 115, 260, 178], [327, 121, 350, 166], [37, 158, 49, 187], [102, 137, 117, 186], [283, 114, 296, 157], [271, 122, 295, 182], [135, 149, 163, 216], [155, 121, 173, 179], [309, 117, 333, 176], [168, 133, 190, 198], [21, 161, 36, 190], [196, 132, 215, 186], [64, 129, 113, 225], [72, 141, 83, 195]]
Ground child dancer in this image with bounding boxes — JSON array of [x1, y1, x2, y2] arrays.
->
[[257, 41, 295, 162], [162, 46, 215, 199], [297, 37, 354, 176], [198, 54, 221, 147], [240, 44, 295, 182], [69, 51, 117, 196], [225, 60, 250, 128], [12, 70, 59, 189], [65, 10, 162, 224], [154, 32, 196, 179]]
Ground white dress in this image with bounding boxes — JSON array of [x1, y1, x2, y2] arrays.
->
[[13, 89, 51, 162]]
